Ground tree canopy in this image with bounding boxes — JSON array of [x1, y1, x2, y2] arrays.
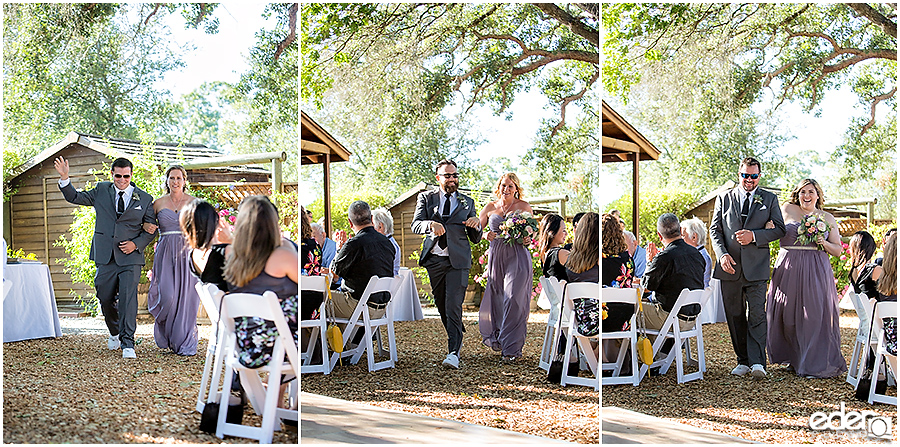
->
[[302, 3, 599, 209], [602, 3, 896, 217]]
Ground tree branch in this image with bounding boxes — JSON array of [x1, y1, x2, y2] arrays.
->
[[532, 3, 599, 48], [274, 3, 298, 61], [846, 3, 897, 38], [551, 69, 598, 136], [144, 3, 162, 26], [861, 86, 897, 134]]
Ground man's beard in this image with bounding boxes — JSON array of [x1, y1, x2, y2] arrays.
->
[[443, 182, 458, 194]]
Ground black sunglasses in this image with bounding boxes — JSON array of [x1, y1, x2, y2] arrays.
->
[[740, 173, 759, 180], [439, 173, 459, 179], [114, 174, 131, 179]]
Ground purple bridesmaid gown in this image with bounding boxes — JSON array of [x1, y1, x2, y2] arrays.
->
[[148, 208, 200, 355], [766, 222, 847, 377], [479, 214, 533, 358]]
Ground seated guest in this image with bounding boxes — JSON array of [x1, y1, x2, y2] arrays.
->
[[562, 212, 585, 250], [848, 231, 882, 300], [224, 195, 299, 369], [331, 201, 396, 322], [641, 213, 704, 334], [564, 212, 600, 359], [311, 222, 337, 269], [538, 213, 569, 282], [623, 231, 646, 278], [371, 208, 401, 276], [876, 233, 896, 354], [680, 217, 712, 288], [300, 207, 326, 320], [179, 199, 233, 293], [601, 213, 634, 333]]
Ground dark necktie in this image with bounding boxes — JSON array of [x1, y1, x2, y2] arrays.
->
[[438, 193, 451, 249], [740, 192, 750, 225], [117, 191, 125, 218]]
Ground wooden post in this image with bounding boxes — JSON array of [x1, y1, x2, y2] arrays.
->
[[559, 198, 567, 219], [43, 179, 50, 262], [272, 158, 283, 196], [324, 152, 332, 236], [632, 151, 639, 237], [868, 200, 875, 228]]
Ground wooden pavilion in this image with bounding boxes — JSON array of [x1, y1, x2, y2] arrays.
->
[[601, 100, 661, 236], [300, 111, 351, 234]]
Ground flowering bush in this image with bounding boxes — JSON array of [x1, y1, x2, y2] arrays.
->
[[830, 240, 852, 298], [796, 213, 831, 249]]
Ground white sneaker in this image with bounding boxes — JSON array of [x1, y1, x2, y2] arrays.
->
[[107, 335, 121, 350], [750, 364, 766, 379], [731, 364, 751, 376], [442, 352, 459, 369], [122, 348, 136, 359]]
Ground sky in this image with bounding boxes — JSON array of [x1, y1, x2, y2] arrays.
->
[[156, 3, 269, 99]]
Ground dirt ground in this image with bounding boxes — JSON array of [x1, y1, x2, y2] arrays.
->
[[301, 311, 600, 444], [602, 310, 897, 444], [3, 321, 297, 444]]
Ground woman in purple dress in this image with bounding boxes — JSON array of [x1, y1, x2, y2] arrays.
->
[[147, 165, 200, 355], [766, 179, 846, 378], [478, 173, 534, 363]]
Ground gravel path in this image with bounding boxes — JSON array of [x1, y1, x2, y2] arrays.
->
[[4, 320, 297, 444]]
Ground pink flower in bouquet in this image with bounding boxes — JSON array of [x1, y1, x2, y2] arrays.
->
[[840, 255, 847, 261], [815, 221, 827, 232]]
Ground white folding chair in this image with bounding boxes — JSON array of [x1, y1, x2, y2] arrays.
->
[[195, 282, 226, 413], [638, 288, 706, 384], [869, 301, 897, 406], [600, 287, 640, 386], [846, 291, 875, 387], [300, 275, 330, 375], [328, 276, 397, 371], [560, 282, 600, 390], [216, 291, 299, 443], [539, 276, 564, 371]]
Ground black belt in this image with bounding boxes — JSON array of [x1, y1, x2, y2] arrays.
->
[[677, 314, 697, 322], [366, 301, 389, 310]]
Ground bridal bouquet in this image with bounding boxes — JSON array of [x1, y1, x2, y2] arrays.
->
[[498, 211, 539, 246], [796, 213, 830, 249]]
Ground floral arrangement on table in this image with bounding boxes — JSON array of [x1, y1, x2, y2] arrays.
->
[[498, 211, 539, 246], [796, 213, 831, 250]]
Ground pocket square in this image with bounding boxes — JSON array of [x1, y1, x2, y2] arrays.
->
[[135, 206, 142, 210], [759, 205, 766, 210]]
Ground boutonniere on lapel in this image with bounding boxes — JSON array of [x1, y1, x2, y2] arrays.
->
[[132, 192, 141, 203], [752, 194, 764, 206]]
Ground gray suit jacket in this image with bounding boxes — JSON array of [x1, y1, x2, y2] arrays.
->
[[411, 190, 482, 269], [709, 187, 785, 282], [60, 181, 157, 266]]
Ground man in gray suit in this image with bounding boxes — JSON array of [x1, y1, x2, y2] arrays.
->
[[54, 156, 157, 359], [710, 157, 785, 379], [412, 159, 482, 369]]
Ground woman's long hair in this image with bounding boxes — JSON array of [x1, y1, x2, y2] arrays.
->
[[537, 213, 564, 260], [566, 212, 599, 274], [179, 199, 218, 250], [877, 233, 896, 297], [848, 231, 876, 270], [301, 206, 312, 239], [601, 212, 626, 256], [224, 195, 281, 288]]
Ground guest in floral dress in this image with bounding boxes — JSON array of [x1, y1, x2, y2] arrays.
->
[[601, 213, 634, 332], [224, 195, 299, 369]]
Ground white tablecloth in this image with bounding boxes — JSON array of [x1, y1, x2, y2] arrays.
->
[[699, 278, 727, 325], [3, 263, 62, 342], [392, 268, 423, 322]]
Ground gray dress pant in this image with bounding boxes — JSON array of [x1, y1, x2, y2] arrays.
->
[[94, 259, 141, 349], [423, 255, 468, 354], [720, 279, 768, 366]]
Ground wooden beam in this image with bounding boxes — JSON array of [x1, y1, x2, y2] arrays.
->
[[324, 152, 332, 236], [301, 140, 331, 155], [602, 136, 641, 153], [632, 151, 639, 237], [182, 151, 286, 169]]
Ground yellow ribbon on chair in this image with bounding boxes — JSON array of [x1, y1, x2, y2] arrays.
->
[[635, 287, 654, 366], [324, 276, 343, 366]]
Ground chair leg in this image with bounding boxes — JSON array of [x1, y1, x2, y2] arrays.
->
[[196, 346, 214, 413]]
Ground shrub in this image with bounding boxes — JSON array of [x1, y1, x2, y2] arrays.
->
[[606, 187, 699, 247]]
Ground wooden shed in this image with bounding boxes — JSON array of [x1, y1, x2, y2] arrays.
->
[[3, 132, 270, 313]]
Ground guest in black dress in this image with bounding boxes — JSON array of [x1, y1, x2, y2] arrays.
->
[[179, 199, 232, 293], [538, 213, 569, 282], [601, 213, 634, 332], [300, 206, 325, 320], [848, 231, 882, 300]]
